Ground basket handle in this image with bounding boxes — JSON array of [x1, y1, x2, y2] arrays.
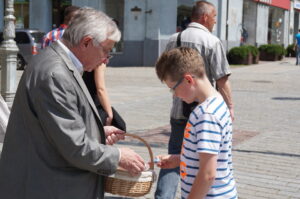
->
[[125, 133, 154, 170]]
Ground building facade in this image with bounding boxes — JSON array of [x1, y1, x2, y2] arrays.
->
[[242, 0, 293, 47], [0, 0, 299, 66]]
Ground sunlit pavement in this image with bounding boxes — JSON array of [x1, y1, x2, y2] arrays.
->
[[1, 57, 300, 198]]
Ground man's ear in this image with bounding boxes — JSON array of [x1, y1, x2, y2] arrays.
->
[[199, 14, 207, 24], [80, 36, 93, 48]]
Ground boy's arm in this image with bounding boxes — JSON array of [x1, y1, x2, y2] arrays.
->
[[187, 153, 217, 199], [156, 154, 180, 169]]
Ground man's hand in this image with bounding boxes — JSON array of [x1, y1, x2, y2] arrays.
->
[[103, 126, 125, 145], [118, 148, 145, 176], [156, 154, 180, 169]]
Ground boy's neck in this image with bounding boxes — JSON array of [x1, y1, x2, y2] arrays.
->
[[195, 78, 219, 104]]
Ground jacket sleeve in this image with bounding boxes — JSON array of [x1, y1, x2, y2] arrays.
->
[[32, 69, 120, 176]]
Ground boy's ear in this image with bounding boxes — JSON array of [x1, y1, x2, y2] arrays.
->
[[184, 74, 194, 84]]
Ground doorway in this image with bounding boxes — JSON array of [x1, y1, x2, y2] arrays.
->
[[52, 0, 72, 29], [14, 0, 30, 29]]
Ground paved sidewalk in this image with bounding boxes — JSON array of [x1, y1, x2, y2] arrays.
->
[[104, 58, 300, 198], [1, 58, 300, 199]]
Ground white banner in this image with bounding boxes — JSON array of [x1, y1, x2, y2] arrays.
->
[[295, 0, 300, 9]]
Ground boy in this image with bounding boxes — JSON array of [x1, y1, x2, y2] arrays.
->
[[155, 47, 237, 199]]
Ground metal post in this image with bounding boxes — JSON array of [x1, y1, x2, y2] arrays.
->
[[0, 0, 18, 108]]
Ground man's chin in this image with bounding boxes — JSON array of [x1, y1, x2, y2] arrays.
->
[[182, 99, 190, 104], [183, 99, 196, 104], [84, 65, 97, 72]]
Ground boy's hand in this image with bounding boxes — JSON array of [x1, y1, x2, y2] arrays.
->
[[156, 154, 180, 169]]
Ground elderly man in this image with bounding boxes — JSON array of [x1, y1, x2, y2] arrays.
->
[[155, 1, 234, 198], [0, 7, 144, 199]]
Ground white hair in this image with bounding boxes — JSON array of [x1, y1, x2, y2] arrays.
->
[[62, 7, 121, 47]]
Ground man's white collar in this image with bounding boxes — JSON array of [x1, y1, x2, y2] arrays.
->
[[57, 40, 84, 75]]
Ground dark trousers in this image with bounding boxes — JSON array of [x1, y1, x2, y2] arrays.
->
[[154, 118, 187, 199]]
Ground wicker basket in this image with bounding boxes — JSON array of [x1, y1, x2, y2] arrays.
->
[[105, 133, 155, 197]]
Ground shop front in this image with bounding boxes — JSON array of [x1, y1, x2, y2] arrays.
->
[[267, 6, 286, 44], [242, 0, 290, 46], [255, 0, 290, 45], [294, 0, 300, 38]]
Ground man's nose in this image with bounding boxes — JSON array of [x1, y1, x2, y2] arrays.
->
[[101, 58, 109, 65]]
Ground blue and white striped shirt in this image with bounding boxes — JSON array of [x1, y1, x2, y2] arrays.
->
[[180, 95, 237, 199]]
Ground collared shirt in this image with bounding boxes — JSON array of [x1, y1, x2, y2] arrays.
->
[[57, 40, 84, 75], [166, 22, 231, 119], [42, 24, 68, 49]]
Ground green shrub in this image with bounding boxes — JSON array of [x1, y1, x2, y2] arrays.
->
[[286, 44, 296, 57], [227, 46, 251, 65], [245, 45, 259, 57], [258, 44, 285, 56], [228, 46, 250, 59]]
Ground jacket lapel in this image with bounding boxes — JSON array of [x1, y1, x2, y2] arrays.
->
[[50, 42, 103, 125]]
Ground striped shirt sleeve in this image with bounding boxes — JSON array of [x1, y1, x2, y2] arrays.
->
[[194, 113, 221, 155]]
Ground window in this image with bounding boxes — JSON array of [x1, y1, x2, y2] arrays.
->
[[15, 32, 30, 44], [177, 5, 192, 32], [52, 0, 72, 29], [105, 0, 124, 53], [268, 7, 284, 44], [14, 0, 29, 29], [30, 32, 45, 43], [0, 33, 3, 43]]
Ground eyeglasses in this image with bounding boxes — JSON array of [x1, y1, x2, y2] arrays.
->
[[98, 43, 113, 60], [169, 77, 184, 94], [106, 54, 113, 60], [98, 43, 114, 64]]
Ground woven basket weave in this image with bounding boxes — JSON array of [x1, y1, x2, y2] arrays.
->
[[105, 133, 154, 197]]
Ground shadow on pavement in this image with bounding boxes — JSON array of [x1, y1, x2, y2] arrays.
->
[[272, 97, 300, 101], [233, 149, 300, 158]]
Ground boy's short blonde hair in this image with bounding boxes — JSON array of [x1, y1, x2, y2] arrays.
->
[[156, 47, 206, 82]]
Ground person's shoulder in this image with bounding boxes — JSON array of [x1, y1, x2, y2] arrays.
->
[[189, 105, 220, 130], [165, 32, 180, 50], [31, 46, 66, 73], [185, 24, 220, 44], [168, 32, 180, 41], [193, 96, 225, 117]]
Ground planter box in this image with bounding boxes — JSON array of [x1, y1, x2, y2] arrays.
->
[[252, 52, 259, 64], [229, 53, 252, 65], [259, 51, 282, 61]]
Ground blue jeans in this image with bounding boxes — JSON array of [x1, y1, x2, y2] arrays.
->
[[296, 45, 300, 65], [155, 118, 187, 199]]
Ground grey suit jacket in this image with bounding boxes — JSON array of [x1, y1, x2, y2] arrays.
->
[[0, 42, 120, 199]]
